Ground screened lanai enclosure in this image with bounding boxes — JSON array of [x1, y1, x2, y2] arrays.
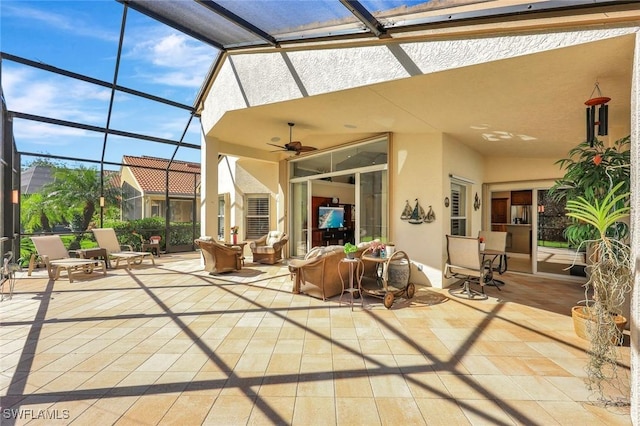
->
[[2, 0, 638, 260]]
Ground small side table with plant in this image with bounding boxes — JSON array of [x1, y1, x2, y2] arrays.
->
[[343, 242, 358, 259]]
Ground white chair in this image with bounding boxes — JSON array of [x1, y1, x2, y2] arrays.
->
[[30, 235, 106, 283], [444, 235, 494, 300], [92, 228, 155, 269]]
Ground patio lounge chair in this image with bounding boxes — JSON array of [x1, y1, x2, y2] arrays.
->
[[92, 228, 155, 269], [444, 235, 494, 300], [29, 235, 106, 283]]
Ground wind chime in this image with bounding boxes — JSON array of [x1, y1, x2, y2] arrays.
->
[[585, 82, 609, 147]]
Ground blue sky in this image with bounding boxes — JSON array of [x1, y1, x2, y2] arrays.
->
[[1, 0, 218, 169], [1, 0, 456, 170]]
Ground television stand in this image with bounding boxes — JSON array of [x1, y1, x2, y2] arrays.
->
[[321, 229, 353, 246]]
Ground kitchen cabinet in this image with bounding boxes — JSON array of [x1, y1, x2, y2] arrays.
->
[[511, 190, 532, 205], [491, 198, 508, 224]]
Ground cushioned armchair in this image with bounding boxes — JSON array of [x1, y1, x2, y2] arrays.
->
[[249, 231, 289, 264], [288, 243, 375, 300], [195, 239, 243, 274]]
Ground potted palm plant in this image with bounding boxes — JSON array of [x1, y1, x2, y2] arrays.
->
[[550, 136, 631, 404], [549, 136, 630, 248], [565, 181, 631, 402]]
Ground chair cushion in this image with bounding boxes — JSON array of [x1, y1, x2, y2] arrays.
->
[[265, 231, 283, 246], [253, 246, 276, 254]]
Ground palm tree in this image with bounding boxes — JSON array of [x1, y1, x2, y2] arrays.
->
[[20, 192, 64, 233], [43, 165, 119, 233]]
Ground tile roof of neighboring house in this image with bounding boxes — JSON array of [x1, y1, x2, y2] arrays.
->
[[22, 165, 121, 195], [104, 170, 120, 189], [122, 155, 201, 196], [21, 165, 54, 194]]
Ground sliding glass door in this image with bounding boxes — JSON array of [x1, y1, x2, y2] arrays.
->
[[291, 181, 308, 257], [359, 169, 388, 243], [288, 136, 388, 257], [536, 189, 586, 277]]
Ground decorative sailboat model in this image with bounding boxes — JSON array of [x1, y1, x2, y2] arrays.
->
[[400, 199, 435, 224], [408, 199, 426, 224], [401, 200, 413, 220]]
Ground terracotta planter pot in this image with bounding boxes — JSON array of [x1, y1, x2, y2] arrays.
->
[[571, 306, 627, 343]]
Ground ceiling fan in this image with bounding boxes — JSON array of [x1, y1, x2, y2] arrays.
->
[[268, 122, 317, 155]]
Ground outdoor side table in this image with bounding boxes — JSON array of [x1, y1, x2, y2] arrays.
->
[[223, 241, 247, 265], [142, 242, 160, 257], [79, 248, 111, 269], [338, 257, 364, 311]]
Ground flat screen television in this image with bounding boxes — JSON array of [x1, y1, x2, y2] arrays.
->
[[318, 206, 345, 229]]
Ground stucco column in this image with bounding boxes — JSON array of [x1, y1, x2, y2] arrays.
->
[[200, 133, 219, 239], [630, 30, 639, 426]]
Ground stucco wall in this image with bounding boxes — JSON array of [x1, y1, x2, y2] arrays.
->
[[216, 156, 280, 241], [201, 27, 637, 135], [484, 157, 564, 183], [391, 133, 444, 287]]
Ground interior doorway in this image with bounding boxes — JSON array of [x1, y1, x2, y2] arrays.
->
[[489, 190, 532, 274]]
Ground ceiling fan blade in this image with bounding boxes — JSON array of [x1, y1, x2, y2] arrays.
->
[[298, 146, 318, 152], [267, 143, 286, 149]]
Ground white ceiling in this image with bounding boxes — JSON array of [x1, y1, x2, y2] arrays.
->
[[210, 34, 634, 160]]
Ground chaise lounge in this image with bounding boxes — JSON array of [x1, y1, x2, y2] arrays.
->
[[29, 235, 107, 283], [92, 228, 155, 269]]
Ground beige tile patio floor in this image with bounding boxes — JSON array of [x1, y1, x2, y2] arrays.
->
[[0, 252, 631, 425]]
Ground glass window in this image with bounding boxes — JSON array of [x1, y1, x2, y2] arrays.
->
[[290, 137, 387, 179], [122, 182, 142, 220], [169, 199, 194, 223], [450, 182, 467, 236], [151, 200, 164, 218], [246, 194, 270, 240]]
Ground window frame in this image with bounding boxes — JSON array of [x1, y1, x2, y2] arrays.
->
[[245, 194, 270, 240], [450, 180, 468, 236]]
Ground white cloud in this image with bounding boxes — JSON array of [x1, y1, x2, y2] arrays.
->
[[14, 121, 95, 146], [2, 3, 117, 42], [3, 66, 111, 124], [126, 30, 216, 89]]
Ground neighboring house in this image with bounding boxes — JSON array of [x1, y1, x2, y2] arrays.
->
[[20, 164, 54, 195], [120, 155, 201, 223], [21, 165, 120, 196]]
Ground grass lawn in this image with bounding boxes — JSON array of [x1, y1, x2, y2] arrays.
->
[[538, 240, 570, 248]]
